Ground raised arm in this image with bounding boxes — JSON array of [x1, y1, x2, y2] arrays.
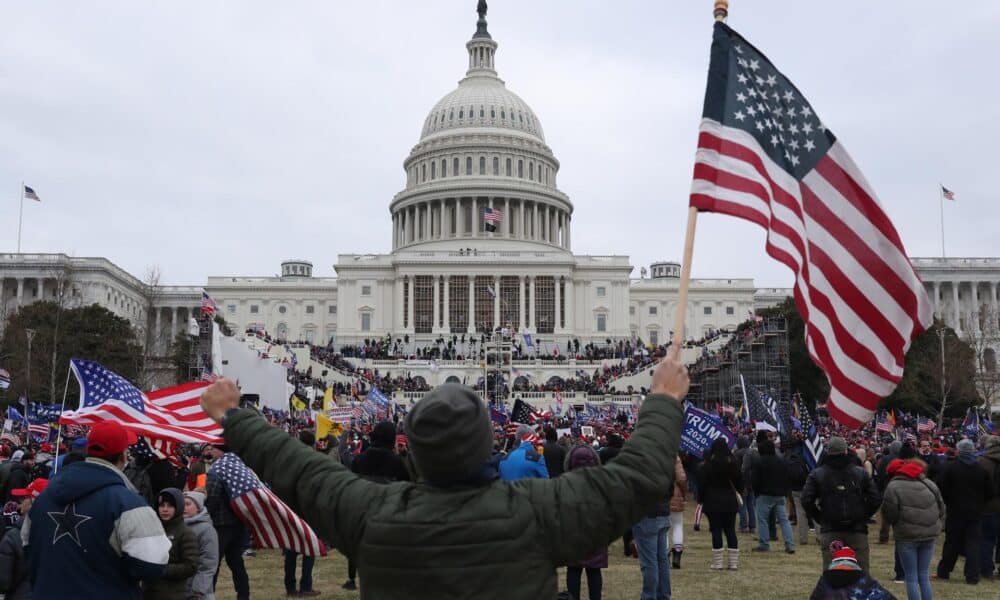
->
[[524, 357, 687, 565], [202, 381, 385, 557]]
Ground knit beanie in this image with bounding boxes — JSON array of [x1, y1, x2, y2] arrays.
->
[[404, 384, 492, 482], [957, 438, 976, 463], [898, 443, 917, 460], [184, 490, 206, 513], [371, 421, 397, 449], [888, 440, 902, 456]]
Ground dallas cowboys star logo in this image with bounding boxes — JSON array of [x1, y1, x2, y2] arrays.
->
[[48, 503, 93, 546]]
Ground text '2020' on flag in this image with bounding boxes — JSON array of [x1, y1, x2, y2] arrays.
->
[[690, 22, 932, 428]]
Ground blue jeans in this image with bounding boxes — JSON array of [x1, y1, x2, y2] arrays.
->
[[633, 515, 671, 600], [739, 492, 756, 530], [283, 550, 315, 593], [981, 514, 1000, 577], [897, 540, 934, 600], [755, 495, 794, 551]]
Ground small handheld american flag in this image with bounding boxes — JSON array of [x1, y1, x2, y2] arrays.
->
[[211, 453, 326, 556]]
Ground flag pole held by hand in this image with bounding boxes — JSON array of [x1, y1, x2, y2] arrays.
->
[[671, 1, 729, 360]]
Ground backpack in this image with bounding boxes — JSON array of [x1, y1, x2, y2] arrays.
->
[[123, 462, 155, 507], [817, 467, 868, 528]]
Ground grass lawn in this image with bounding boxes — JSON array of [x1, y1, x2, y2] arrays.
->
[[217, 508, 994, 599]]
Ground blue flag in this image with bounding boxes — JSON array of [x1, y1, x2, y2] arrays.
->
[[963, 408, 980, 439], [680, 405, 736, 459]]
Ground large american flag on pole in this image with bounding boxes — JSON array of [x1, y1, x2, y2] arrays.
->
[[690, 23, 932, 428], [210, 453, 326, 557], [60, 359, 222, 446]]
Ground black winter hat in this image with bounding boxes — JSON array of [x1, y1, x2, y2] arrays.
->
[[404, 384, 491, 482], [371, 421, 397, 449]]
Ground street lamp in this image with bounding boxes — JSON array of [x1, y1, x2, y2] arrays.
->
[[24, 328, 36, 401]]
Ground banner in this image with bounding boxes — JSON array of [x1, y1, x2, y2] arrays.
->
[[328, 407, 354, 426], [680, 404, 736, 459]]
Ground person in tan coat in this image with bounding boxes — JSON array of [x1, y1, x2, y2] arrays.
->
[[669, 455, 688, 568]]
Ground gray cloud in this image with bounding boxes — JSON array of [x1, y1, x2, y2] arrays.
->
[[1, 1, 996, 286]]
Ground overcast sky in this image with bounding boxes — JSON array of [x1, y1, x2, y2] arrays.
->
[[2, 1, 997, 287]]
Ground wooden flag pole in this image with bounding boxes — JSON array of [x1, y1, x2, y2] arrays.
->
[[670, 0, 729, 360]]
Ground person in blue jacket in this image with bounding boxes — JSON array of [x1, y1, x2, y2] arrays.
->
[[21, 421, 171, 599], [499, 424, 550, 481]]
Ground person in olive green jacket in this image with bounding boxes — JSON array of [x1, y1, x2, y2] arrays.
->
[[199, 357, 689, 600]]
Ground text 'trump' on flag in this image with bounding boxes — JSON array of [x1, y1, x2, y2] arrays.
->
[[689, 22, 932, 428]]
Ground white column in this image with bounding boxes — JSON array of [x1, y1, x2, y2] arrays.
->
[[443, 276, 450, 332], [564, 278, 575, 334], [549, 207, 556, 243], [504, 198, 510, 237], [433, 274, 441, 332], [533, 203, 540, 240], [407, 276, 415, 332], [396, 277, 405, 331], [467, 276, 475, 334], [991, 282, 999, 329], [438, 200, 444, 239], [15, 279, 24, 305], [566, 214, 571, 249], [170, 307, 178, 340], [518, 276, 526, 330], [952, 282, 961, 332], [492, 275, 500, 330], [529, 276, 537, 331], [554, 276, 562, 332], [155, 308, 162, 351]]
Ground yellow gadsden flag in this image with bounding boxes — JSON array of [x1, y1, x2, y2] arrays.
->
[[291, 395, 307, 412], [317, 413, 344, 440], [323, 387, 334, 411]]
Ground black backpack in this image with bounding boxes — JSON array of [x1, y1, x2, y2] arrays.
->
[[817, 467, 867, 528]]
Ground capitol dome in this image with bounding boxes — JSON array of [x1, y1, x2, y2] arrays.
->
[[390, 7, 572, 253]]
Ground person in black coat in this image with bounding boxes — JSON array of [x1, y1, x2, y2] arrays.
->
[[542, 426, 566, 479], [1, 455, 32, 503], [697, 438, 745, 570], [935, 439, 994, 585], [750, 439, 796, 553]]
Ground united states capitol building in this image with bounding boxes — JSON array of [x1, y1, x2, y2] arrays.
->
[[1, 8, 998, 385]]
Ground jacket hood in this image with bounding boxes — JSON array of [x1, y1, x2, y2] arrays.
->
[[821, 452, 854, 470], [887, 458, 924, 480], [184, 507, 212, 528], [45, 458, 132, 505], [564, 444, 600, 472], [157, 487, 185, 525]]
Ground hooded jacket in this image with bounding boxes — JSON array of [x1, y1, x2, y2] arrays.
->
[[800, 452, 881, 534], [183, 492, 219, 600], [0, 520, 29, 600], [499, 440, 550, 481], [143, 488, 199, 600], [219, 393, 683, 600], [936, 453, 992, 519], [881, 459, 944, 542], [22, 458, 171, 600]]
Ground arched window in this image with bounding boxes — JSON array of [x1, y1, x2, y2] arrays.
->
[[506, 158, 512, 176], [518, 160, 524, 178], [431, 161, 436, 179], [519, 112, 523, 122], [453, 157, 459, 176], [479, 156, 486, 174], [422, 163, 427, 182], [493, 157, 499, 175], [449, 110, 454, 120], [466, 157, 473, 175], [490, 107, 496, 118], [480, 106, 485, 118], [986, 348, 997, 373], [441, 159, 447, 177], [529, 163, 534, 180], [500, 110, 505, 120], [459, 108, 464, 119]]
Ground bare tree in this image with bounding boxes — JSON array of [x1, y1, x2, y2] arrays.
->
[[46, 257, 80, 403], [965, 305, 1000, 410], [135, 265, 165, 389]]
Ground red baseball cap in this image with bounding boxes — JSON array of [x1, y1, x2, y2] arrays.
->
[[12, 478, 48, 499], [87, 422, 138, 458]]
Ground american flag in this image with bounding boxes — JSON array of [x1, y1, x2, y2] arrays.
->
[[483, 207, 502, 232], [59, 360, 221, 448], [210, 453, 326, 557], [940, 185, 955, 201], [875, 411, 894, 433], [690, 23, 931, 428], [916, 415, 937, 433], [28, 423, 49, 440], [201, 291, 218, 318], [795, 395, 825, 469], [22, 185, 40, 201], [510, 399, 541, 424]]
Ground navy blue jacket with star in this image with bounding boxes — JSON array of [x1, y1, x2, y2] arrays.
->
[[21, 458, 171, 599]]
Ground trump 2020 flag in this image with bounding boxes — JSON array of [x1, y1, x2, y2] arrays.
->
[[690, 22, 932, 428], [210, 453, 326, 556]]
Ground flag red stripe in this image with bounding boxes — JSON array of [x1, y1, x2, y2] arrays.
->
[[266, 491, 303, 553]]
